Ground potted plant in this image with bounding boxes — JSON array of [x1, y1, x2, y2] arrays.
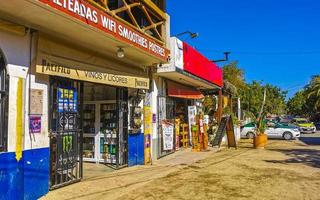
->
[[253, 88, 268, 149], [253, 115, 268, 149]]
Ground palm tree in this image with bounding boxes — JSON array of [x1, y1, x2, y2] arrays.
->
[[305, 75, 320, 109]]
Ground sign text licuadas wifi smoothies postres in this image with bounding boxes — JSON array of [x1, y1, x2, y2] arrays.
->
[[39, 0, 168, 60]]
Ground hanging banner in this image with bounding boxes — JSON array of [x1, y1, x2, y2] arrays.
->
[[36, 59, 149, 89], [162, 121, 174, 151]]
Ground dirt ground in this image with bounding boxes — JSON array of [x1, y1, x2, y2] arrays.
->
[[42, 138, 320, 200]]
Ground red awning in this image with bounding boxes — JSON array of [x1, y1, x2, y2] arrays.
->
[[167, 81, 204, 99]]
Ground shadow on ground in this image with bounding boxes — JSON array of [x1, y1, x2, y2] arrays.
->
[[265, 148, 320, 168], [299, 136, 320, 145]]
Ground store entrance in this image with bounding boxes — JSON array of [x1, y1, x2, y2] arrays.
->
[[158, 96, 195, 158], [49, 78, 83, 189], [82, 83, 128, 169], [49, 78, 129, 189]]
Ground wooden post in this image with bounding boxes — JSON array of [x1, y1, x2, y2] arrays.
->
[[217, 89, 223, 123], [229, 94, 233, 113]]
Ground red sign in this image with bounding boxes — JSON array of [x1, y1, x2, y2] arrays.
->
[[38, 0, 169, 61], [183, 42, 223, 87]]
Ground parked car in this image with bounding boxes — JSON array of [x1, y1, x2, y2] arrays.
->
[[279, 118, 291, 126], [240, 122, 300, 140], [314, 122, 320, 131], [291, 118, 316, 134]]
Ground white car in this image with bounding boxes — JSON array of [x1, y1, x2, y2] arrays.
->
[[240, 123, 300, 140]]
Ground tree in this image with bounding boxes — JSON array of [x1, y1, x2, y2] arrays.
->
[[287, 91, 306, 116], [240, 81, 263, 116], [222, 61, 247, 95], [305, 75, 320, 110], [241, 81, 287, 117], [222, 61, 287, 118], [264, 84, 287, 115]]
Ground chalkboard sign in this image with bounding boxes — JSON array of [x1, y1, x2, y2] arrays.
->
[[212, 116, 237, 148]]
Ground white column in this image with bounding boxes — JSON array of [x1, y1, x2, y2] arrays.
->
[[237, 97, 241, 120], [6, 64, 28, 153]]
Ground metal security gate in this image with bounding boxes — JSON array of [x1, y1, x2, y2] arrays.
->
[[157, 96, 176, 158], [116, 88, 128, 167], [0, 53, 8, 152], [49, 78, 83, 189]]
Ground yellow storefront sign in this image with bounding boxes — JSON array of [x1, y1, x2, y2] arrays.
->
[[36, 59, 149, 89]]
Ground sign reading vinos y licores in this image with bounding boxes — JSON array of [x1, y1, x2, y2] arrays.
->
[[38, 0, 169, 61], [37, 59, 149, 89]]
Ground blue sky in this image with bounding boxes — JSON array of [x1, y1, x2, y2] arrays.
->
[[167, 0, 320, 99]]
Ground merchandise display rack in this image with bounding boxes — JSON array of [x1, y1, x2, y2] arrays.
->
[[82, 100, 117, 163]]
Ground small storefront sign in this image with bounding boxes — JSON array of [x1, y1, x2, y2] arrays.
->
[[36, 59, 150, 89], [30, 115, 41, 134], [152, 113, 157, 123], [162, 121, 174, 151]]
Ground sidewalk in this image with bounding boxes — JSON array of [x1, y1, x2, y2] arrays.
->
[[41, 147, 220, 200], [43, 138, 320, 200]]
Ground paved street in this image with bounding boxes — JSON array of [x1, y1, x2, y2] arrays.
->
[[42, 134, 320, 200], [299, 132, 320, 145]]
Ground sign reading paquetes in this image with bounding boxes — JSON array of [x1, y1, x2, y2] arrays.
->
[[36, 59, 149, 89]]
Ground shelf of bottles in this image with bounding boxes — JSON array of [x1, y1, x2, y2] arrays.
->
[[82, 104, 96, 159], [100, 103, 118, 164]]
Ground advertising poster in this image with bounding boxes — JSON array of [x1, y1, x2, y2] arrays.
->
[[57, 87, 78, 113], [144, 106, 152, 135], [144, 134, 151, 164], [162, 121, 174, 151], [144, 106, 152, 164], [30, 115, 41, 133]]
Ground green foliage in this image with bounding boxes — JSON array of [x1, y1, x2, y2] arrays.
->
[[222, 61, 287, 118], [287, 75, 320, 119], [264, 84, 287, 115], [305, 75, 320, 110], [223, 106, 238, 124], [257, 115, 266, 134], [287, 91, 306, 116], [240, 81, 287, 117], [202, 96, 217, 115], [222, 61, 247, 96]]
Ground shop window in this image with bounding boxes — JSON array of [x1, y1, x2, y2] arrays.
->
[[0, 51, 8, 152]]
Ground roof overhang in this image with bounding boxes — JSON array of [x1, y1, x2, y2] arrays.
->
[[0, 0, 169, 68], [156, 67, 221, 90]]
